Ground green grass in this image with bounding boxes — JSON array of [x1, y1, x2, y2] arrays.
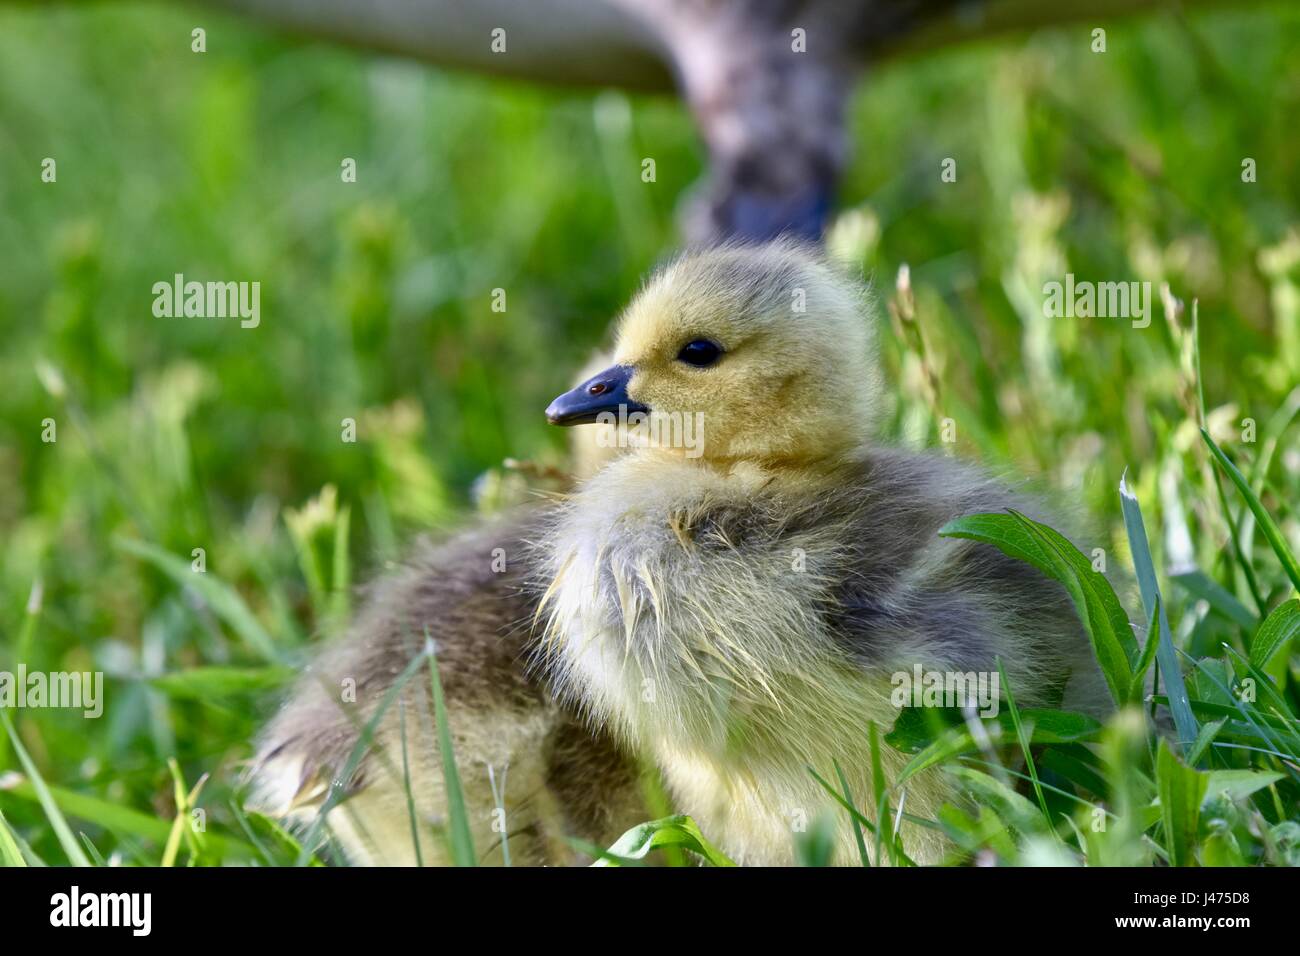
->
[[1, 2, 1299, 865]]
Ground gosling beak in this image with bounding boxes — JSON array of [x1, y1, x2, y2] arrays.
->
[[546, 365, 648, 426]]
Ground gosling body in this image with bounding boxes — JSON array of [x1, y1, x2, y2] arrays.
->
[[537, 241, 1107, 864], [537, 448, 1101, 863]]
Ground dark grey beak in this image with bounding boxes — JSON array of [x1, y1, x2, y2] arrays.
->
[[546, 365, 648, 426]]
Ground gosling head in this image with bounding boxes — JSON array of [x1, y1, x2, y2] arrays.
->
[[546, 240, 882, 468]]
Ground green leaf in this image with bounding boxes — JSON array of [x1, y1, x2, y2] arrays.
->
[[1120, 474, 1199, 747], [894, 707, 1102, 783], [941, 510, 1137, 704], [594, 815, 736, 867], [885, 705, 966, 753], [945, 766, 1046, 837], [936, 803, 1017, 860], [1249, 599, 1300, 671], [1201, 827, 1245, 867], [1202, 429, 1300, 595], [149, 665, 296, 700], [1171, 569, 1258, 631], [936, 511, 1051, 570], [1155, 739, 1207, 867], [116, 537, 280, 662], [889, 705, 1100, 754], [1040, 746, 1110, 799], [1203, 770, 1284, 805]]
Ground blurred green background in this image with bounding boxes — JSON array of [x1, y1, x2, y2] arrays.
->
[[1, 3, 1298, 863]]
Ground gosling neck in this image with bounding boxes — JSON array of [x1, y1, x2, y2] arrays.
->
[[628, 443, 860, 493]]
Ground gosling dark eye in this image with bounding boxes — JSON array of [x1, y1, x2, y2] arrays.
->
[[676, 339, 723, 367]]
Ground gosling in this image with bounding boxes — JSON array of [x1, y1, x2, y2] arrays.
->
[[249, 359, 647, 866], [536, 239, 1108, 865]]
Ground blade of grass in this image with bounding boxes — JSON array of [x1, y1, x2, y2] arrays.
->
[[1023, 516, 1135, 702], [1155, 739, 1207, 867], [1120, 472, 1199, 747], [243, 808, 324, 866], [0, 712, 92, 866], [1186, 718, 1227, 767], [1202, 429, 1300, 595], [397, 702, 425, 867], [593, 815, 736, 867], [160, 805, 185, 867], [996, 659, 1052, 830], [294, 649, 428, 865], [1240, 383, 1300, 576], [149, 665, 295, 700], [15, 576, 42, 667], [1131, 594, 1162, 698], [227, 800, 276, 865], [1183, 651, 1298, 780], [331, 504, 352, 625], [0, 809, 27, 867], [865, 721, 915, 866], [1218, 645, 1300, 754], [565, 836, 648, 866], [1248, 385, 1300, 485], [1, 774, 251, 859], [1191, 302, 1267, 613], [78, 833, 107, 866], [4, 579, 44, 772], [425, 631, 476, 867], [808, 767, 879, 836], [832, 760, 871, 867], [160, 759, 208, 866], [1170, 569, 1257, 631]]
